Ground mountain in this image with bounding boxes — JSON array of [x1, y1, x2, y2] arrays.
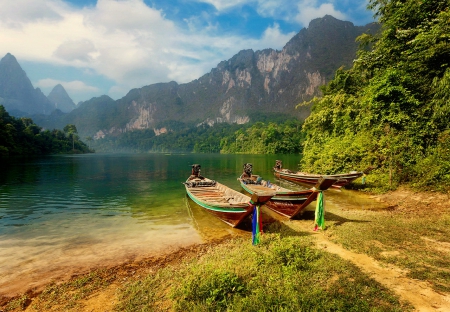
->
[[47, 84, 76, 113], [0, 53, 55, 116], [29, 16, 380, 139]]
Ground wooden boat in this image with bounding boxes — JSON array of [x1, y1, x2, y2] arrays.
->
[[184, 164, 274, 227], [238, 163, 337, 218], [273, 160, 364, 188]]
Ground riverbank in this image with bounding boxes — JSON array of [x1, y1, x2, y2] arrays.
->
[[2, 186, 450, 311]]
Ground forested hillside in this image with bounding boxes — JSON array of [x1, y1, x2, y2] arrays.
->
[[300, 0, 450, 191], [91, 116, 304, 155], [0, 105, 90, 156]]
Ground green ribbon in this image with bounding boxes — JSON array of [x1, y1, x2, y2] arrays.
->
[[314, 191, 325, 230]]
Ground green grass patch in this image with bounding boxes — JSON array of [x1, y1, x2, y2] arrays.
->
[[3, 295, 31, 312], [116, 230, 410, 311]]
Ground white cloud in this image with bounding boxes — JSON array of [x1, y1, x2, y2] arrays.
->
[[0, 0, 188, 99], [183, 11, 218, 33], [195, 0, 250, 11], [255, 0, 287, 18], [85, 0, 175, 33], [0, 0, 63, 28], [254, 23, 296, 51], [295, 2, 347, 26], [53, 39, 97, 63], [63, 80, 100, 93]]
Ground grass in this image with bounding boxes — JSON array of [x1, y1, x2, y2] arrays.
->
[[33, 270, 112, 311], [115, 225, 410, 312]]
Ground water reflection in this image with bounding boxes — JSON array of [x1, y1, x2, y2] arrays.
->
[[0, 153, 386, 297], [185, 196, 246, 241]]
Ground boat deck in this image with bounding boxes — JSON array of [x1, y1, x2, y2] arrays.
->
[[187, 184, 250, 206]]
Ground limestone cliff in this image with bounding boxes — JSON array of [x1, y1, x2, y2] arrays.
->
[[42, 16, 380, 138]]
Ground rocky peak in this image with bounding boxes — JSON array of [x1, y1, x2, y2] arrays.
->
[[47, 84, 76, 113], [0, 53, 55, 116], [0, 53, 35, 99]]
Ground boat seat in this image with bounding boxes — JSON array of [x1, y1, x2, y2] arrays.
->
[[184, 180, 217, 187]]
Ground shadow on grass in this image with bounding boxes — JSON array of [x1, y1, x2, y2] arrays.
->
[[264, 221, 310, 237], [299, 210, 372, 227]]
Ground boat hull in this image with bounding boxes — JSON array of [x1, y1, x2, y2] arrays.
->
[[184, 180, 254, 227], [185, 191, 252, 227], [240, 180, 318, 219], [273, 169, 363, 188], [263, 194, 318, 218]]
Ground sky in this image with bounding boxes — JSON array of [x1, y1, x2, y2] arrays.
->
[[0, 0, 375, 104]]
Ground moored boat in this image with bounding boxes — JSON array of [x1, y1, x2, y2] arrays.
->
[[238, 163, 336, 218], [184, 164, 274, 227], [273, 160, 364, 188]]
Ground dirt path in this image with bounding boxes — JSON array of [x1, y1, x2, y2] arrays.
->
[[311, 230, 450, 312], [287, 186, 450, 312]]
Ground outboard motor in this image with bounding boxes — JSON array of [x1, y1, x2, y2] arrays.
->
[[188, 164, 204, 181], [243, 163, 253, 178], [191, 164, 201, 177], [275, 160, 282, 170], [241, 163, 261, 184], [185, 164, 215, 187]]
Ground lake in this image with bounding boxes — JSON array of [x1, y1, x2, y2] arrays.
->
[[0, 153, 382, 296]]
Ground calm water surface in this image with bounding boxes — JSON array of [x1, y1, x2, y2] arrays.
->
[[0, 153, 384, 295]]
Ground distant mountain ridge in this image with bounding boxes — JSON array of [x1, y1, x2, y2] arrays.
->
[[2, 16, 380, 139], [0, 53, 55, 116], [0, 53, 76, 116]]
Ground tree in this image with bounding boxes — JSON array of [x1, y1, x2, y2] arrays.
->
[[299, 0, 450, 190], [64, 124, 78, 151], [85, 136, 93, 150], [0, 106, 90, 156]]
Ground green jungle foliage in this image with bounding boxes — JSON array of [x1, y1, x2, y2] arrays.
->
[[220, 120, 305, 154], [0, 105, 91, 156], [91, 118, 304, 154], [300, 0, 450, 191], [91, 123, 239, 153]]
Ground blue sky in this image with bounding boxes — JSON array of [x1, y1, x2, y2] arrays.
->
[[0, 0, 375, 104]]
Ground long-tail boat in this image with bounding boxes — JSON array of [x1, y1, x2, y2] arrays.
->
[[184, 164, 274, 227], [273, 160, 364, 189], [238, 163, 336, 218]]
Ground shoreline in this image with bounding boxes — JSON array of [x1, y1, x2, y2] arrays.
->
[[0, 236, 233, 306], [0, 233, 204, 299], [2, 186, 449, 311]]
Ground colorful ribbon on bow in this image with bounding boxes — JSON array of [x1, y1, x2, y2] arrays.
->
[[251, 201, 263, 245], [314, 191, 325, 231]]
